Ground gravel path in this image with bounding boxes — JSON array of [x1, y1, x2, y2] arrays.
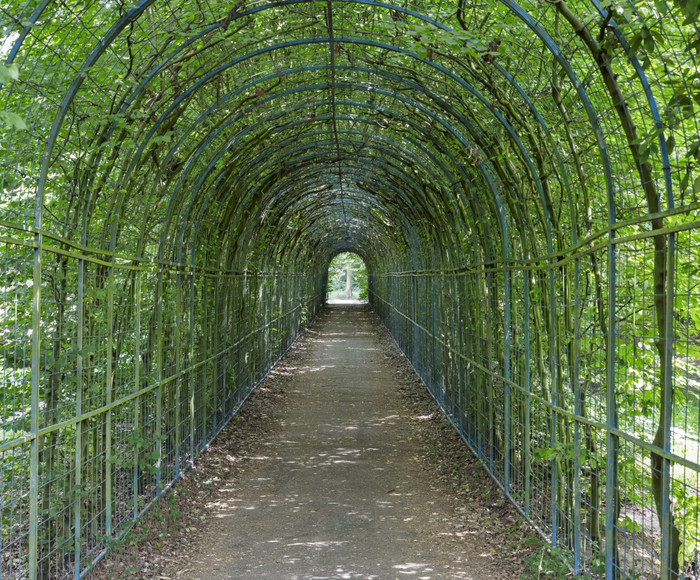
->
[[91, 304, 533, 580], [172, 304, 506, 579]]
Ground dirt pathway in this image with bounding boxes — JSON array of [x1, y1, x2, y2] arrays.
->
[[91, 304, 535, 580], [168, 305, 505, 579]]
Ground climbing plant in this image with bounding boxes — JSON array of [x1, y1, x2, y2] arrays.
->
[[0, 0, 698, 578]]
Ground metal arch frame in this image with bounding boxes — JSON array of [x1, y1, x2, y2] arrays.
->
[[149, 80, 508, 272], [329, 174, 435, 272], [201, 101, 478, 216], [492, 5, 614, 557], [74, 34, 552, 260], [272, 198, 400, 263], [162, 111, 482, 288], [181, 135, 434, 270], [154, 95, 488, 270], [35, 0, 157, 229], [250, 162, 430, 271], [15, 0, 617, 263], [194, 157, 454, 282], [589, 0, 674, 211], [499, 0, 615, 221], [264, 163, 440, 244], [26, 3, 157, 573], [249, 163, 427, 266], [212, 133, 457, 232], [232, 148, 438, 231], [210, 180, 399, 272], [9, 9, 580, 362], [173, 61, 520, 251], [268, 198, 402, 266], [270, 205, 393, 272], [7, 0, 576, 273], [174, 116, 465, 263], [4, 2, 580, 428], [146, 99, 520, 320], [25, 0, 587, 257], [218, 156, 445, 272]]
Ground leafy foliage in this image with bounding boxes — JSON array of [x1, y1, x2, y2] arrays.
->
[[0, 0, 698, 578]]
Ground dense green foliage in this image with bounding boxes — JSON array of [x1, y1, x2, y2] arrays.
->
[[0, 0, 698, 578]]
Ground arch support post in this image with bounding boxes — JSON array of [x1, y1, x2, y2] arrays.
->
[[605, 236, 619, 579], [659, 233, 676, 580], [29, 233, 42, 580]]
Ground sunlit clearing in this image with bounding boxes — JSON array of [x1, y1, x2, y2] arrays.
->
[[326, 252, 368, 301]]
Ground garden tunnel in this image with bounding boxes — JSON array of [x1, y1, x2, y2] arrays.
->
[[0, 0, 699, 578]]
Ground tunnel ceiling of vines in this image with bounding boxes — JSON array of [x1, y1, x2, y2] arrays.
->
[[1, 0, 700, 579], [0, 0, 694, 271]]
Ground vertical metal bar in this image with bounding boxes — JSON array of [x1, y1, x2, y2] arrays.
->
[[189, 270, 195, 464], [202, 275, 210, 440], [504, 261, 511, 495], [660, 232, 675, 579], [73, 258, 84, 579], [212, 275, 220, 435], [29, 233, 42, 580], [413, 275, 419, 368], [573, 258, 582, 575], [451, 275, 457, 422], [524, 267, 531, 518], [419, 276, 425, 380], [398, 275, 403, 351], [105, 264, 114, 533], [407, 276, 412, 360], [481, 270, 487, 461], [175, 276, 183, 478], [605, 237, 617, 579], [133, 272, 141, 518], [221, 279, 229, 419], [155, 269, 164, 493], [431, 281, 438, 403], [549, 264, 558, 547], [488, 270, 495, 474], [457, 274, 464, 436]]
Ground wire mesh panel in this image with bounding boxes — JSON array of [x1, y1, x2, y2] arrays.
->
[[0, 235, 33, 580], [0, 238, 318, 580], [371, 211, 700, 578]]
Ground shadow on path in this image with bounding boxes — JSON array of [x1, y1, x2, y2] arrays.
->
[[164, 305, 510, 579]]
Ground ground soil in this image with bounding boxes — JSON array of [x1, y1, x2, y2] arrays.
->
[[89, 304, 544, 580]]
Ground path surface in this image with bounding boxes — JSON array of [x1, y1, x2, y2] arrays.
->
[[170, 305, 505, 579]]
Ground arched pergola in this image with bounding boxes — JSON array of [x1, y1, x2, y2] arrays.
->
[[0, 1, 698, 577]]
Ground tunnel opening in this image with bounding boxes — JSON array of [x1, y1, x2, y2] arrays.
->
[[0, 0, 699, 578], [326, 252, 368, 302]]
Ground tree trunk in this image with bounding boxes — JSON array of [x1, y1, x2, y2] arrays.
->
[[345, 268, 353, 298]]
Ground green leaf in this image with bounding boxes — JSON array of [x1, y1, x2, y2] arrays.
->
[[680, 171, 690, 191], [0, 110, 28, 130], [0, 63, 19, 84], [643, 33, 655, 54], [665, 134, 674, 155], [620, 516, 641, 534], [638, 142, 651, 165], [685, 0, 700, 19], [80, 343, 96, 357]]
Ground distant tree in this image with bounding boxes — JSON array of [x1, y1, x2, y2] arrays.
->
[[327, 253, 368, 300]]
